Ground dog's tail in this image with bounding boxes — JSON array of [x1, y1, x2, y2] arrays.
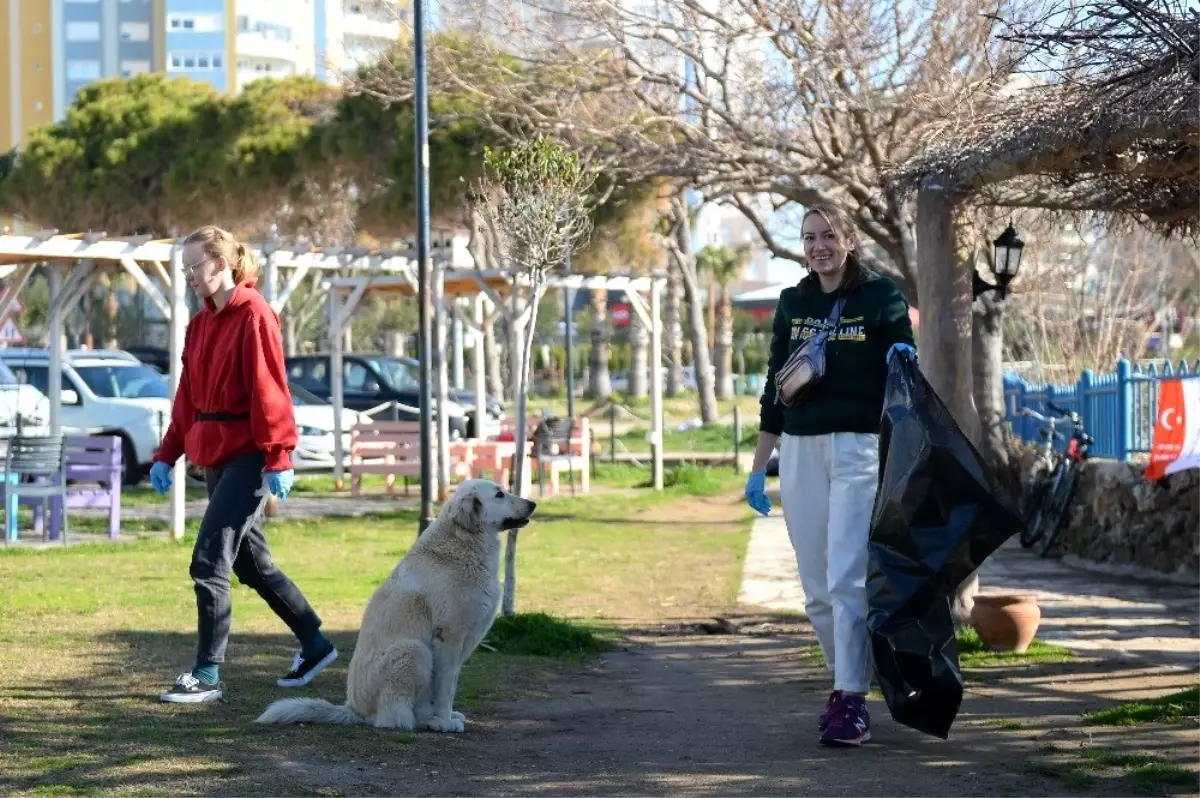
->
[[255, 698, 367, 726]]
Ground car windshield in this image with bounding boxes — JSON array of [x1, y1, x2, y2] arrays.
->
[[365, 358, 420, 392], [0, 361, 17, 386], [289, 382, 327, 406], [73, 364, 170, 399]]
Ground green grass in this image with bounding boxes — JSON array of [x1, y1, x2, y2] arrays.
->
[[1083, 686, 1200, 727], [483, 612, 617, 660], [0, 483, 753, 795], [799, 629, 1074, 672], [1034, 747, 1199, 794], [955, 627, 1075, 667], [614, 422, 759, 455]]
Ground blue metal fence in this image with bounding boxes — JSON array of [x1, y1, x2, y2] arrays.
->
[[1003, 359, 1200, 460]]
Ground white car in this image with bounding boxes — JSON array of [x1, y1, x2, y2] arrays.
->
[[0, 349, 171, 485], [0, 359, 52, 436], [289, 382, 374, 471]]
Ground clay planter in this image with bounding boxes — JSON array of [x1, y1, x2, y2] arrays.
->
[[970, 594, 1042, 653]]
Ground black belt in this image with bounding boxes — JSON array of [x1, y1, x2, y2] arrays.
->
[[196, 411, 250, 422]]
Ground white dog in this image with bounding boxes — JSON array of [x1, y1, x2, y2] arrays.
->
[[255, 479, 536, 732]]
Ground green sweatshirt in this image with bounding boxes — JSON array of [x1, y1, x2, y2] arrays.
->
[[759, 267, 915, 438]]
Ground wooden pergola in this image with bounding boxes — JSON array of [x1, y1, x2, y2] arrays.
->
[[322, 270, 670, 493], [0, 229, 472, 539]]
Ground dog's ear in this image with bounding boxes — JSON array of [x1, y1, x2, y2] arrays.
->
[[452, 493, 484, 533]]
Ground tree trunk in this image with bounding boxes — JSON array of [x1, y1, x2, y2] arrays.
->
[[915, 186, 981, 625], [665, 257, 684, 397], [671, 198, 719, 424], [502, 281, 545, 617], [973, 292, 1010, 476], [630, 305, 649, 398], [484, 309, 504, 401], [714, 283, 734, 399], [586, 288, 612, 397], [283, 315, 298, 356]]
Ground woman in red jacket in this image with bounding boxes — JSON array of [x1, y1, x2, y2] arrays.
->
[[151, 225, 337, 704]]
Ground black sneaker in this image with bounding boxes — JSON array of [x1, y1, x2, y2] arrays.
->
[[277, 645, 338, 688], [161, 672, 223, 704]]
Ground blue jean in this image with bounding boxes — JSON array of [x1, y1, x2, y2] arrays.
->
[[191, 451, 321, 666]]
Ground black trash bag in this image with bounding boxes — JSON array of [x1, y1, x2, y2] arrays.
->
[[867, 351, 1026, 740]]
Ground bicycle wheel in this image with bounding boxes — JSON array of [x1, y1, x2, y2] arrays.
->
[[1022, 460, 1061, 549], [1036, 462, 1080, 558], [1019, 478, 1051, 548]]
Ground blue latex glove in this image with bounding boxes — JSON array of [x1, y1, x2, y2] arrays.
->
[[149, 461, 172, 495], [744, 471, 772, 517], [888, 343, 917, 364], [265, 469, 295, 502]]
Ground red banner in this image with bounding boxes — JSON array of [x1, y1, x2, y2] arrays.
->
[[1145, 377, 1200, 481]]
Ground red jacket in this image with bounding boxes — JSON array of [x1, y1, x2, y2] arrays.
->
[[154, 281, 298, 472]]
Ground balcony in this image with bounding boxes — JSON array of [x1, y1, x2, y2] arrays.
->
[[342, 7, 403, 42], [236, 31, 298, 64]]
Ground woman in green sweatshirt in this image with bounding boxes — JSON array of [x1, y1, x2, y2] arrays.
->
[[744, 205, 915, 747]]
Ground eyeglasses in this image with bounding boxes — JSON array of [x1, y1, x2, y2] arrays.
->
[[181, 256, 215, 277]]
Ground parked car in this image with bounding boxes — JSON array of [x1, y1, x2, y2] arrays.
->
[[0, 348, 171, 485], [0, 359, 51, 435], [289, 382, 374, 470], [122, 345, 169, 375], [285, 353, 471, 439], [392, 356, 505, 438]]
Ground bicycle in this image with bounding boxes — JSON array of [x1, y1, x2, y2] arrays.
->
[[1017, 402, 1094, 556]]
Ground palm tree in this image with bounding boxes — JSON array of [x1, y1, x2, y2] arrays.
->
[[697, 243, 752, 400]]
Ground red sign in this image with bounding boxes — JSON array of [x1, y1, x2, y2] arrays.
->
[[610, 302, 631, 328], [1145, 378, 1200, 481]]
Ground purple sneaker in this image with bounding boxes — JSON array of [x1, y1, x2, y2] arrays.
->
[[818, 690, 843, 731], [820, 693, 871, 747]]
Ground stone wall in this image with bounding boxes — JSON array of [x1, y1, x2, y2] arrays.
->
[[1056, 459, 1199, 578]]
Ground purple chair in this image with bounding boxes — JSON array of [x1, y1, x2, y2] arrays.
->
[[20, 434, 122, 541]]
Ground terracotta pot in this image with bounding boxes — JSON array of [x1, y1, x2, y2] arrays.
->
[[970, 594, 1042, 653]]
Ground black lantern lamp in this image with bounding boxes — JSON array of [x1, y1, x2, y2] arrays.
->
[[973, 222, 1025, 299]]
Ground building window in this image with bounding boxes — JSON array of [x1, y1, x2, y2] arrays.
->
[[66, 21, 101, 41], [120, 60, 151, 78], [212, 54, 223, 68], [197, 54, 210, 68], [168, 52, 225, 72], [168, 13, 222, 32], [66, 59, 102, 80], [119, 22, 150, 41]]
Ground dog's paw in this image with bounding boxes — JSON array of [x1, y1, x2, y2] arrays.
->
[[426, 715, 466, 733]]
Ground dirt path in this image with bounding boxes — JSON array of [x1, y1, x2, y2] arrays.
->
[[253, 615, 1197, 797]]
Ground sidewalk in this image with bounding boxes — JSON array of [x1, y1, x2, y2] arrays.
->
[[737, 501, 1200, 664]]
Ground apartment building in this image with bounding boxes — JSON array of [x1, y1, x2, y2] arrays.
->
[[0, 0, 408, 153]]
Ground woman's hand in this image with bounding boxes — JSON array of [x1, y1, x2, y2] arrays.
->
[[149, 462, 172, 495], [265, 469, 295, 501], [744, 471, 772, 516]]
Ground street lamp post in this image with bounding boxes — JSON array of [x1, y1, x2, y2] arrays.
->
[[414, 0, 434, 535], [973, 222, 1025, 300]]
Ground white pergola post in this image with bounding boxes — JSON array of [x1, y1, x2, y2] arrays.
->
[[434, 266, 450, 501], [168, 245, 188, 541], [46, 266, 63, 438], [330, 290, 345, 491], [649, 278, 664, 490], [328, 280, 369, 491], [452, 311, 465, 391], [472, 295, 486, 440], [261, 251, 278, 307]]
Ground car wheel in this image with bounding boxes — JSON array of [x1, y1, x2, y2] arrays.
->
[[118, 435, 142, 486]]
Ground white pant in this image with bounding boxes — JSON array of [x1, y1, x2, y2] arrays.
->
[[778, 432, 879, 694]]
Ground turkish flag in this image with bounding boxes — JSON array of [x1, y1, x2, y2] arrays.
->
[[1145, 378, 1200, 480]]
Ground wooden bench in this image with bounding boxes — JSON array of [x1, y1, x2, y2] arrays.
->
[[449, 438, 534, 497], [19, 434, 122, 540], [531, 417, 591, 495], [349, 421, 422, 497]]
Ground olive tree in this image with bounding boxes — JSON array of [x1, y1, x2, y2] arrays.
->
[[470, 134, 596, 616]]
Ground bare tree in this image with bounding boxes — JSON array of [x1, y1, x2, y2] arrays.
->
[[1002, 212, 1198, 379], [469, 134, 596, 616]]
